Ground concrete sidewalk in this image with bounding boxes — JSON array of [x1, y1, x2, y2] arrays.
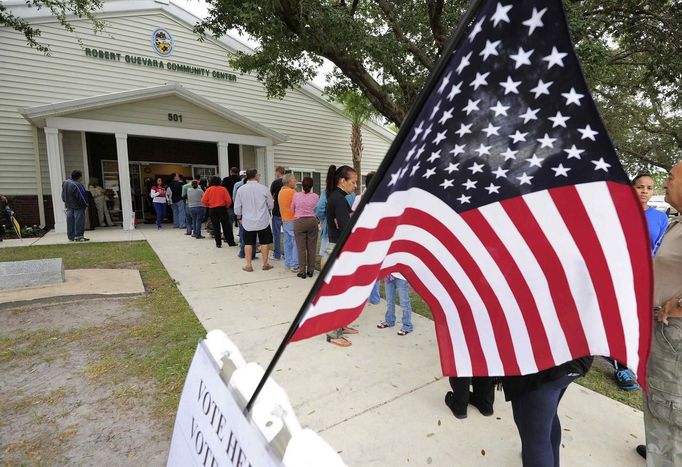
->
[[26, 226, 645, 466]]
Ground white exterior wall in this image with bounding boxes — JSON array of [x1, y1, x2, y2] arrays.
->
[[0, 8, 393, 197], [62, 131, 84, 178]]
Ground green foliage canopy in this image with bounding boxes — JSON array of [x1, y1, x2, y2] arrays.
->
[[195, 0, 682, 171], [0, 0, 104, 54]]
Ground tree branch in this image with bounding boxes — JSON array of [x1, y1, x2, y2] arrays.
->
[[426, 0, 447, 50], [376, 0, 434, 71], [617, 145, 670, 171]]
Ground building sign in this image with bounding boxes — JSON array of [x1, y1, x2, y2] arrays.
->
[[84, 47, 237, 81], [167, 341, 282, 467], [84, 27, 237, 82], [152, 28, 174, 57]]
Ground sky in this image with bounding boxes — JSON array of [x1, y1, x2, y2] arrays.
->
[[172, 0, 334, 89]]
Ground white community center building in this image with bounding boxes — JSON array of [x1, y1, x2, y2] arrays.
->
[[0, 0, 393, 233]]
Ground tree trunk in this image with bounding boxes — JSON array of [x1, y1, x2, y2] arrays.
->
[[351, 122, 363, 193]]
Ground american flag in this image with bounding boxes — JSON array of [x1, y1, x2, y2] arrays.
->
[[291, 0, 652, 383]]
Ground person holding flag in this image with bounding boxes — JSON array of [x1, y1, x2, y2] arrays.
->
[[244, 2, 654, 465], [638, 160, 682, 464]]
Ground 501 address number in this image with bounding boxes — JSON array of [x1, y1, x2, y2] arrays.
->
[[168, 113, 183, 123]]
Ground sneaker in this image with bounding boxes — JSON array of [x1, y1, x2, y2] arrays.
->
[[615, 369, 640, 391], [290, 267, 300, 272]]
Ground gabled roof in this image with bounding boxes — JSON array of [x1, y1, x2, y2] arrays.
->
[[4, 0, 396, 143], [19, 82, 289, 144]]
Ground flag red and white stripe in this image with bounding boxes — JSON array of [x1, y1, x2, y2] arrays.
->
[[291, 182, 651, 384]]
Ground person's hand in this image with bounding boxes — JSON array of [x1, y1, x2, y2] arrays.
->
[[657, 296, 682, 324]]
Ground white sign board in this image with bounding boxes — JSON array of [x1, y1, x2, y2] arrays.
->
[[168, 341, 282, 467]]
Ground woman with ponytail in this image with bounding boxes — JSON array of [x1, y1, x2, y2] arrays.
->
[[321, 164, 359, 347]]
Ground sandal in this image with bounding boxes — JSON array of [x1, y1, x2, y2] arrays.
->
[[242, 266, 253, 272], [376, 322, 393, 329], [262, 264, 273, 271], [397, 329, 411, 336], [342, 326, 359, 335], [326, 335, 352, 347]]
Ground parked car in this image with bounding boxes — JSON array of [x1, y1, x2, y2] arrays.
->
[[649, 195, 678, 217]]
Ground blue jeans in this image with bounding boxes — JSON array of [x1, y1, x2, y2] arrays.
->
[[171, 200, 185, 227], [385, 277, 413, 332], [153, 202, 166, 228], [272, 215, 282, 259], [368, 281, 381, 304], [185, 202, 193, 234], [189, 206, 204, 238], [511, 374, 578, 467], [283, 220, 298, 268], [66, 207, 85, 240]]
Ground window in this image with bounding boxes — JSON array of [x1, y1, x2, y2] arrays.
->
[[285, 169, 321, 194], [192, 165, 217, 180]]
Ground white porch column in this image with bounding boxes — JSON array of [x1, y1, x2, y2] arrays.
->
[[265, 145, 275, 186], [115, 133, 134, 230], [255, 147, 266, 185], [45, 127, 66, 233], [256, 145, 275, 186], [81, 132, 90, 186], [217, 141, 229, 178]]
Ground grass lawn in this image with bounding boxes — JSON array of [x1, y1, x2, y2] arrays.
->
[[399, 286, 643, 411], [0, 241, 205, 423]]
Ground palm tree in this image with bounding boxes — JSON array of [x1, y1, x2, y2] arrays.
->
[[338, 91, 376, 193]]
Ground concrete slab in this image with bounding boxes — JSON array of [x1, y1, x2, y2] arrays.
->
[[29, 227, 146, 246], [0, 269, 145, 308], [0, 258, 64, 290]]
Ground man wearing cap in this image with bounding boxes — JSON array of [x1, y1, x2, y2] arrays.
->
[[639, 160, 682, 465]]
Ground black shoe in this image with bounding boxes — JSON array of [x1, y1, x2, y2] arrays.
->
[[469, 393, 494, 416], [195, 235, 206, 239], [228, 243, 237, 247], [636, 445, 646, 459], [307, 271, 313, 277], [216, 244, 222, 248], [444, 391, 467, 419], [297, 272, 307, 279]]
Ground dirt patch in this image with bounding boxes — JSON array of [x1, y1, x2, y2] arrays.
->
[[0, 298, 169, 466]]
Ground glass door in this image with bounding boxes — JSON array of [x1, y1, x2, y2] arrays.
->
[[192, 165, 218, 181]]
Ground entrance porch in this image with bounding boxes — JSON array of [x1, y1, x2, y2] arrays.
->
[[20, 83, 287, 232]]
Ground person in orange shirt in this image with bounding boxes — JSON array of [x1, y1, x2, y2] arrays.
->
[[278, 173, 299, 271], [201, 176, 234, 248]]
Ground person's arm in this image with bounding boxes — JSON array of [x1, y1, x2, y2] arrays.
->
[[234, 190, 242, 217], [150, 187, 160, 199], [201, 188, 210, 207], [335, 197, 352, 230], [267, 190, 274, 211]]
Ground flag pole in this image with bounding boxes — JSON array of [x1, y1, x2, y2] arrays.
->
[[244, 0, 487, 415]]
